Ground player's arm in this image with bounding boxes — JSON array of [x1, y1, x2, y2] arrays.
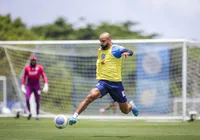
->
[[40, 66, 48, 93], [112, 45, 134, 58], [41, 66, 48, 83], [21, 68, 27, 94], [122, 48, 133, 56], [121, 48, 133, 58]]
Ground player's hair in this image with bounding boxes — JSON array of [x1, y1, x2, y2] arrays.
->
[[99, 32, 112, 39]]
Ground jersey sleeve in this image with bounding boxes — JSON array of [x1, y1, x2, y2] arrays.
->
[[112, 45, 126, 58], [21, 67, 27, 85], [40, 65, 48, 83]]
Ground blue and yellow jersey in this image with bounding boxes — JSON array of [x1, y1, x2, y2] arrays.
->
[[96, 45, 127, 82]]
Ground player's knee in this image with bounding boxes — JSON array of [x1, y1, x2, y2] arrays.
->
[[120, 108, 129, 114], [87, 90, 101, 101], [85, 94, 95, 104]]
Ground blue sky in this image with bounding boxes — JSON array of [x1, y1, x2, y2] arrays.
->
[[1, 0, 200, 40]]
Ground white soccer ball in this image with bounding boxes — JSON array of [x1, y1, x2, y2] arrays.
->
[[54, 115, 68, 129]]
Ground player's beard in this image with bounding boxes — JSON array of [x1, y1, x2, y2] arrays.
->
[[30, 62, 36, 67], [101, 42, 109, 50]]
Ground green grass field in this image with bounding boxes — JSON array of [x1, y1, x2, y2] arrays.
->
[[0, 117, 200, 140]]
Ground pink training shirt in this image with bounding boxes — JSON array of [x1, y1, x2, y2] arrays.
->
[[22, 64, 48, 86]]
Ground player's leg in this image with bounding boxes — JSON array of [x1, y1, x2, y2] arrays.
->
[[117, 100, 138, 116], [69, 80, 108, 125], [109, 82, 139, 116], [69, 88, 102, 125], [76, 88, 101, 114], [118, 101, 138, 116], [129, 101, 139, 116], [25, 86, 32, 120], [118, 102, 132, 114], [34, 89, 41, 120]]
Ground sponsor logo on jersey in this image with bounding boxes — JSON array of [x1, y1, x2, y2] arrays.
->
[[101, 54, 106, 60], [29, 71, 38, 75]]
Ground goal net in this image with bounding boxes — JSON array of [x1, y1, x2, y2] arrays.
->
[[0, 40, 200, 120]]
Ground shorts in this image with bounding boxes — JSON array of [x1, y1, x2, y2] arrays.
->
[[95, 80, 127, 103]]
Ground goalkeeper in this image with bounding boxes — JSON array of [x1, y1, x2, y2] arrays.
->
[[69, 32, 139, 125], [21, 56, 48, 120]]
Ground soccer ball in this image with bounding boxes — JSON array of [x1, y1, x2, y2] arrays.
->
[[54, 115, 68, 129]]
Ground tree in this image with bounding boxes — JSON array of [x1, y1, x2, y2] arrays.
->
[[75, 24, 97, 40], [0, 14, 38, 40], [0, 14, 159, 41], [31, 17, 74, 40], [94, 20, 159, 39]]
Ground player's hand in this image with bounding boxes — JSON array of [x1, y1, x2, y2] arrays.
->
[[122, 52, 129, 58], [43, 83, 48, 93], [21, 85, 26, 94]]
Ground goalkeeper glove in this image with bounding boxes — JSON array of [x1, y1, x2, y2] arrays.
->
[[21, 85, 26, 94], [43, 83, 48, 93]]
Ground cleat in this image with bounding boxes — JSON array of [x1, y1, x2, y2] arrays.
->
[[36, 117, 39, 120], [129, 101, 139, 116], [69, 117, 77, 126], [27, 114, 32, 120]]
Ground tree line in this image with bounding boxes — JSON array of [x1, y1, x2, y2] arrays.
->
[[0, 14, 158, 40]]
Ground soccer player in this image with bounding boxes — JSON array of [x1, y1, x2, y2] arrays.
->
[[99, 95, 117, 115], [69, 32, 139, 125], [21, 56, 48, 120]]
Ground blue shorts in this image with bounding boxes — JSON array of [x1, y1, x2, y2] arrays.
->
[[95, 80, 127, 103], [107, 95, 115, 103]]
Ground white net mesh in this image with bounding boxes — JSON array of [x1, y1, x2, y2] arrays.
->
[[186, 43, 200, 115], [0, 40, 199, 120]]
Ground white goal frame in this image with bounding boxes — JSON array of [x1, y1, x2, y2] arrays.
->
[[0, 76, 7, 108]]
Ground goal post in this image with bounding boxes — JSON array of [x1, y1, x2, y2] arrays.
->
[[0, 76, 7, 108], [0, 39, 200, 121]]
